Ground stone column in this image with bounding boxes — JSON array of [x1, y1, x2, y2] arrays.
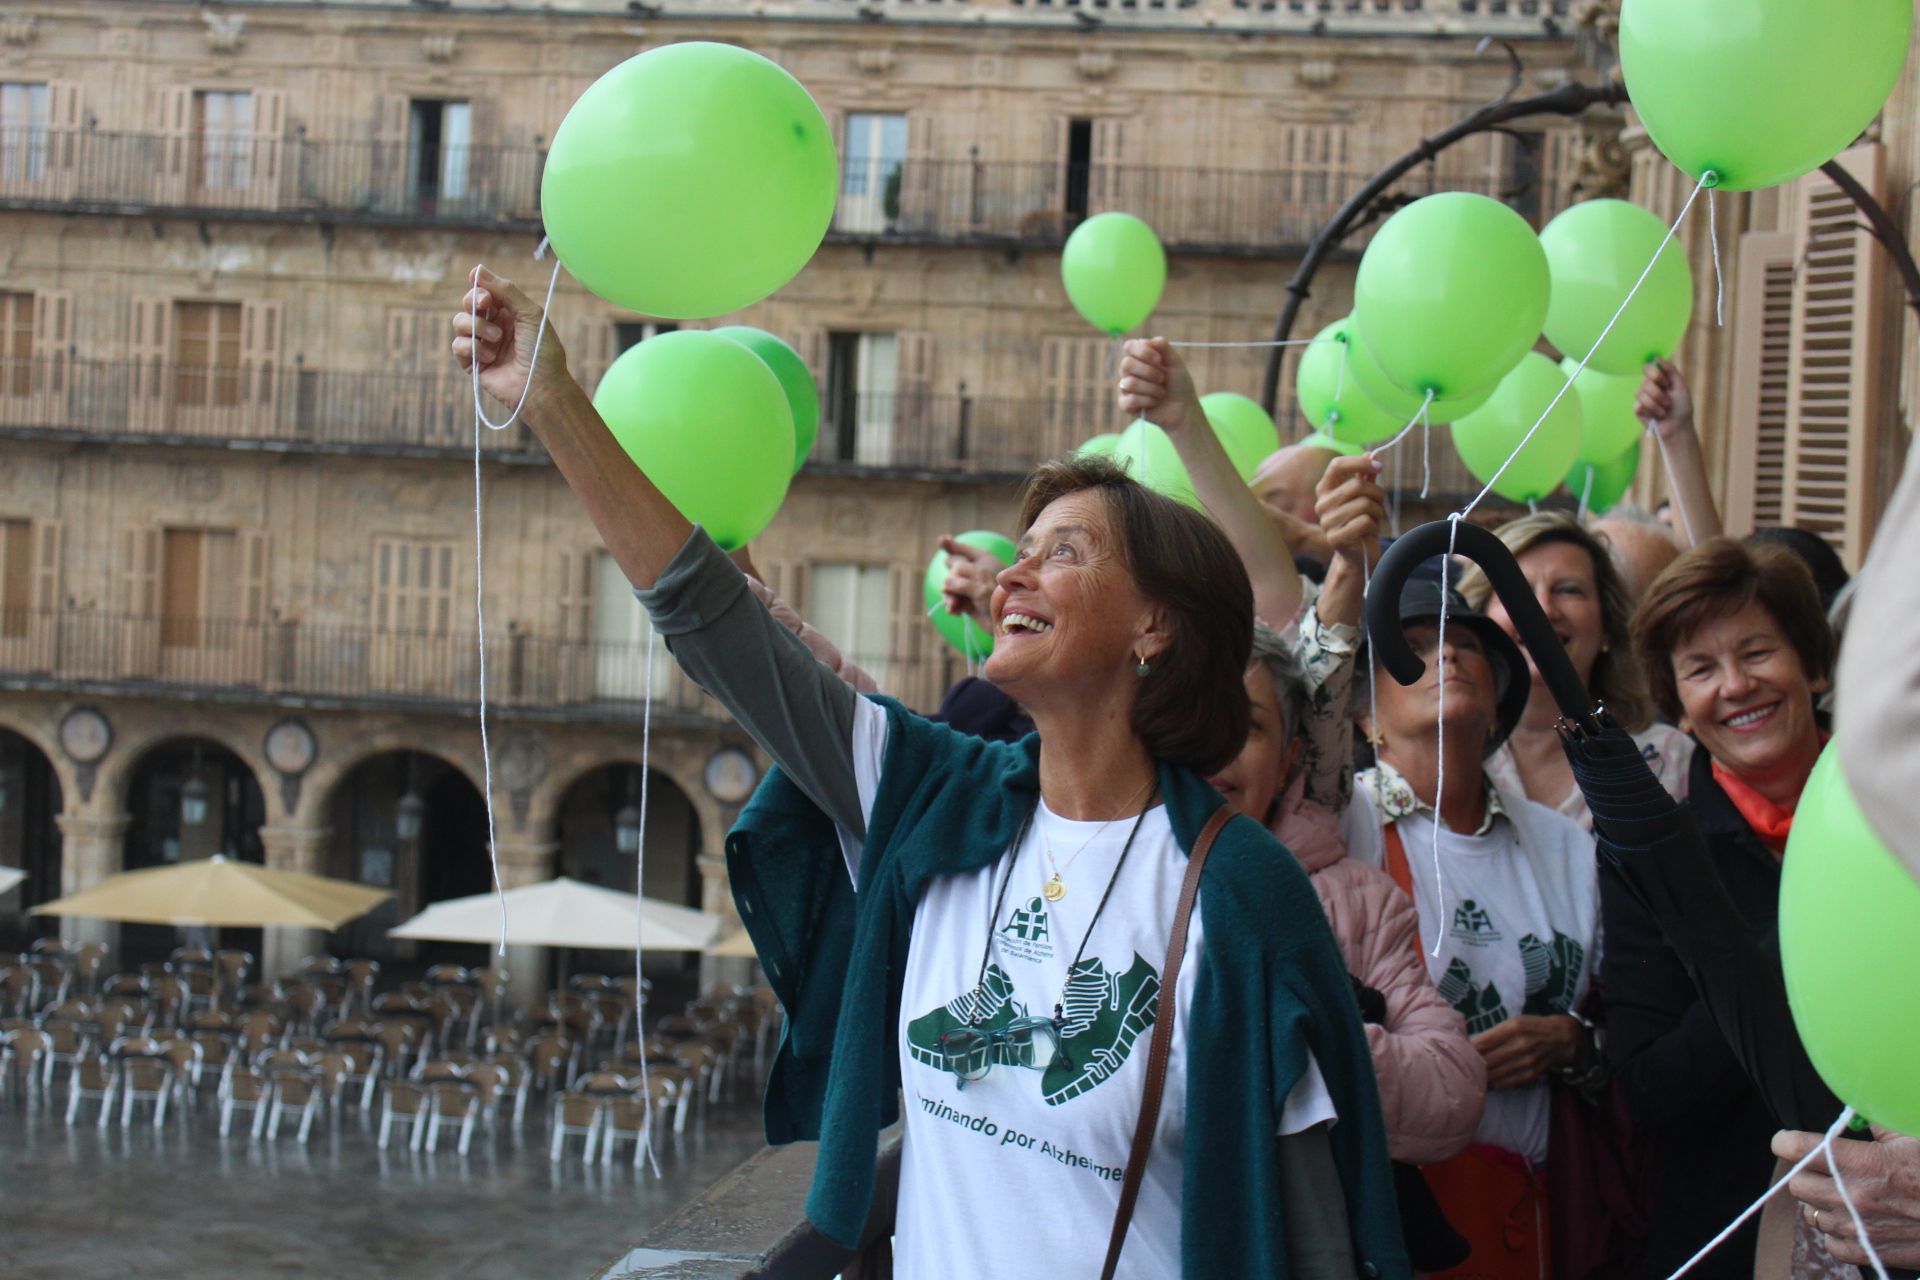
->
[[259, 824, 332, 981], [496, 840, 559, 1012], [53, 812, 130, 952]]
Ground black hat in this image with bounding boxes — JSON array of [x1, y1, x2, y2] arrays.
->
[[1363, 578, 1531, 756]]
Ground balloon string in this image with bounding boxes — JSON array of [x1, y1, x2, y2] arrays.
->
[[1370, 389, 1436, 458], [634, 627, 662, 1178], [1709, 189, 1725, 328], [1832, 1113, 1892, 1280], [473, 357, 507, 958], [1459, 172, 1711, 522], [1389, 443, 1404, 536], [1578, 466, 1595, 522], [1426, 513, 1461, 961], [1420, 414, 1433, 500], [1665, 1108, 1872, 1279]]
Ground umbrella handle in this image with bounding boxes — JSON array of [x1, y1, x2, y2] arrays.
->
[[1366, 519, 1602, 728]]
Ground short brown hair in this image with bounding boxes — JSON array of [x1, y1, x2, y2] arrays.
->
[[1458, 511, 1654, 731], [1019, 453, 1253, 775], [1631, 536, 1836, 723]]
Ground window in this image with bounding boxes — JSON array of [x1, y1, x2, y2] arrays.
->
[[0, 82, 48, 182], [591, 550, 674, 700], [409, 99, 472, 209], [824, 331, 898, 466], [0, 518, 29, 639], [1064, 118, 1094, 223], [160, 527, 239, 649], [614, 320, 677, 354], [839, 112, 908, 234], [194, 90, 253, 191], [810, 562, 892, 684], [0, 292, 29, 397], [172, 301, 243, 408], [373, 538, 455, 636]]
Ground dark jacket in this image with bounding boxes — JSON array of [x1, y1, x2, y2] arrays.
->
[[727, 696, 1408, 1278], [1600, 744, 1836, 1280]]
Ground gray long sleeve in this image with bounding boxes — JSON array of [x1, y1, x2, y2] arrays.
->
[[1277, 1124, 1359, 1280], [634, 527, 866, 837]]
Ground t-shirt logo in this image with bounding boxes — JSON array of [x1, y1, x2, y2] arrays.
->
[[1519, 931, 1585, 1016], [998, 897, 1056, 963], [1450, 899, 1503, 944], [1437, 958, 1510, 1035]]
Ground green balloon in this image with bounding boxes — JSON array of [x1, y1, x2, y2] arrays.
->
[[1561, 359, 1647, 465], [1200, 393, 1279, 482], [1451, 353, 1585, 504], [1620, 0, 1913, 193], [923, 530, 1017, 661], [1565, 439, 1640, 515], [1347, 333, 1497, 426], [1780, 744, 1920, 1134], [1298, 431, 1364, 458], [1353, 192, 1551, 401], [711, 327, 820, 475], [542, 43, 839, 318], [591, 332, 794, 551], [1077, 432, 1122, 458], [1061, 213, 1167, 337], [1111, 420, 1200, 509], [1294, 319, 1404, 447], [1541, 200, 1694, 376]]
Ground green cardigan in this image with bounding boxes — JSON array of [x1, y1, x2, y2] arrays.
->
[[726, 697, 1408, 1278]]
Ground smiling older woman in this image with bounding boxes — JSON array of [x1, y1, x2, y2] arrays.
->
[[452, 270, 1404, 1279], [1610, 536, 1839, 1280]]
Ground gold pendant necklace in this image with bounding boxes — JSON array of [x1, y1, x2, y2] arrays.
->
[[1040, 779, 1154, 902], [1043, 874, 1067, 903]]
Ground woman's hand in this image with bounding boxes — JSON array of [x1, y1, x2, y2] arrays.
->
[[1635, 358, 1694, 443], [1471, 1015, 1585, 1090], [937, 535, 1005, 621], [1118, 337, 1205, 434], [1775, 1126, 1920, 1269], [451, 266, 576, 416], [1315, 454, 1387, 570]]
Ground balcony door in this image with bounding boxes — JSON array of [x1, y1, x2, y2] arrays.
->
[[825, 332, 897, 466], [808, 562, 893, 692], [157, 526, 267, 685], [0, 517, 59, 673], [408, 99, 472, 213], [0, 291, 68, 427], [371, 537, 458, 698], [591, 550, 674, 702], [838, 113, 908, 235]]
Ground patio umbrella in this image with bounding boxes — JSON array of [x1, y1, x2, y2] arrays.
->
[[1370, 520, 1839, 1131], [0, 866, 25, 898], [706, 927, 758, 959], [388, 876, 721, 952], [31, 854, 389, 929]]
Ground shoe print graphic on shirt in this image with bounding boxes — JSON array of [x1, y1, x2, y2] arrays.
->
[[906, 964, 1027, 1071], [1518, 931, 1585, 1016], [1436, 957, 1510, 1035], [1041, 954, 1160, 1106]]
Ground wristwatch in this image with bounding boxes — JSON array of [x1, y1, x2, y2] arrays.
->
[[1557, 1007, 1609, 1093]]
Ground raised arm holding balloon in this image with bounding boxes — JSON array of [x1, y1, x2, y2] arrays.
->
[[1634, 359, 1723, 547]]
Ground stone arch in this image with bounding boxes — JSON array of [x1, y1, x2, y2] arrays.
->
[[99, 720, 271, 824], [0, 708, 76, 803], [293, 726, 486, 830], [0, 721, 67, 942]]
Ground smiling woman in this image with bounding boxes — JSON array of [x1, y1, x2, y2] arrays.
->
[[1609, 536, 1840, 1280]]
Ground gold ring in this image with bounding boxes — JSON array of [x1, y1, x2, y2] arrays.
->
[[1814, 1209, 1826, 1235]]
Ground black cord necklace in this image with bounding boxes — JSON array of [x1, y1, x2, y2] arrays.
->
[[969, 785, 1162, 1029]]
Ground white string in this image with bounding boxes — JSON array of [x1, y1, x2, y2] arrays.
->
[[1527, 497, 1539, 515], [473, 366, 507, 957], [1830, 1114, 1892, 1280], [1390, 444, 1404, 536], [1363, 549, 1380, 753], [1578, 466, 1595, 522], [1649, 425, 1699, 546], [1419, 414, 1433, 500], [633, 627, 662, 1178], [469, 249, 562, 433], [1426, 513, 1461, 960], [1459, 173, 1711, 521], [1170, 337, 1339, 349], [1709, 188, 1725, 328], [1371, 389, 1437, 458], [1665, 1108, 1857, 1279]]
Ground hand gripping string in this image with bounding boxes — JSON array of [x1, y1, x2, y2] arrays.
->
[[469, 249, 563, 433], [1460, 173, 1711, 522]]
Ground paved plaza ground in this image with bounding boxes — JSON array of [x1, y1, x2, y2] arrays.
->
[[0, 1097, 769, 1279]]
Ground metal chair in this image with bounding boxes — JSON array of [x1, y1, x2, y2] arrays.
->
[[118, 1057, 173, 1127], [377, 1079, 429, 1151], [220, 1067, 268, 1137], [422, 1080, 480, 1155], [548, 1090, 604, 1163], [65, 1055, 116, 1127], [264, 1067, 322, 1142]]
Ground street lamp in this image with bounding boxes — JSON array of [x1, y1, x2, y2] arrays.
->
[[180, 747, 211, 828], [613, 770, 642, 856], [395, 752, 424, 842]]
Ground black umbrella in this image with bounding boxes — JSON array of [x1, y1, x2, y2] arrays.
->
[[1367, 520, 1839, 1131]]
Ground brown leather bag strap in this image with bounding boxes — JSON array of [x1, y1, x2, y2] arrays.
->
[[1099, 803, 1234, 1280]]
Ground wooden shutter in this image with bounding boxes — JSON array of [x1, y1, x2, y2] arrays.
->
[[887, 560, 923, 708], [1779, 145, 1889, 568], [118, 526, 160, 676], [246, 88, 287, 210], [902, 112, 936, 233], [45, 80, 82, 200], [1042, 116, 1066, 214], [1089, 117, 1126, 215], [31, 289, 71, 415], [570, 316, 615, 395], [233, 528, 268, 681], [1724, 231, 1796, 536], [898, 330, 933, 446], [376, 94, 410, 214], [385, 308, 461, 446], [153, 86, 192, 206], [128, 297, 172, 433], [25, 518, 60, 668], [466, 97, 498, 213], [1041, 335, 1110, 457], [240, 299, 283, 435], [553, 546, 594, 699]]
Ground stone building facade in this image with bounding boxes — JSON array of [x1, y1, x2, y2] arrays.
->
[[0, 0, 1907, 995]]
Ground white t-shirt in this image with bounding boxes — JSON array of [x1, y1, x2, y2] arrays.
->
[[1344, 779, 1598, 1166], [840, 699, 1336, 1280]]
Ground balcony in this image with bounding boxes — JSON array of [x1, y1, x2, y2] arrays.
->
[[0, 128, 1563, 255], [0, 605, 958, 726]]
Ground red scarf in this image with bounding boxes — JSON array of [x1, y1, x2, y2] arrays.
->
[[1711, 759, 1812, 853]]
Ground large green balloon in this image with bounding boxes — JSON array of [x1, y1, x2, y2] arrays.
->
[[1561, 359, 1647, 465], [1294, 319, 1404, 447], [1780, 744, 1920, 1134], [1061, 213, 1167, 337], [1200, 393, 1279, 482], [1111, 420, 1200, 509], [1347, 333, 1497, 427], [923, 530, 1018, 661], [1619, 0, 1913, 193], [711, 327, 820, 475], [1541, 200, 1694, 376], [1077, 432, 1121, 459], [1451, 353, 1585, 504], [1298, 431, 1364, 458], [542, 43, 839, 318], [1565, 439, 1640, 515], [1353, 192, 1551, 401], [591, 332, 794, 551]]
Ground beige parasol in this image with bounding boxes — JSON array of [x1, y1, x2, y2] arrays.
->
[[705, 928, 759, 959], [32, 855, 389, 929], [0, 866, 25, 898], [388, 877, 721, 952]]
